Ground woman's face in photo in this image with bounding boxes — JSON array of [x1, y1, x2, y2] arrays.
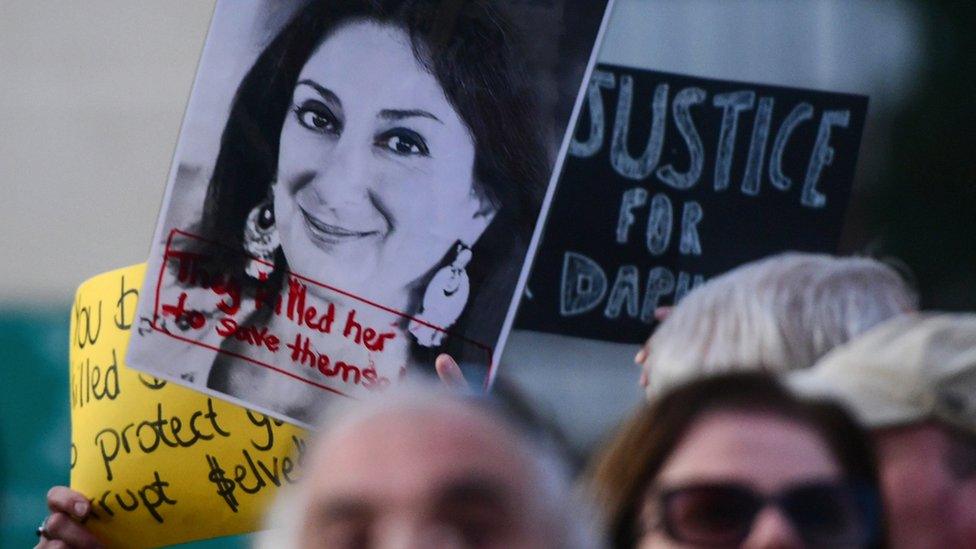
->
[[275, 20, 494, 309]]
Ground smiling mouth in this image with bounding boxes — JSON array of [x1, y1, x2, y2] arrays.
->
[[300, 208, 379, 246]]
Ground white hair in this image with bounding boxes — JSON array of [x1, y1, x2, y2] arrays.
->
[[253, 383, 603, 549], [645, 252, 917, 396]]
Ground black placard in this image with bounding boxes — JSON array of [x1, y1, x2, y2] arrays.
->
[[516, 64, 869, 343]]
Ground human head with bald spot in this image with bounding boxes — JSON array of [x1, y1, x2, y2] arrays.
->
[[255, 384, 599, 549]]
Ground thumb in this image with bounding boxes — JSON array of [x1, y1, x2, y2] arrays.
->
[[435, 353, 470, 391]]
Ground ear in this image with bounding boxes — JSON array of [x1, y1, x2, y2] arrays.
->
[[954, 476, 976, 540], [458, 194, 498, 247]]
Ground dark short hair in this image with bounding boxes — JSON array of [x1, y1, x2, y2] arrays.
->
[[195, 0, 547, 364], [588, 373, 885, 549]]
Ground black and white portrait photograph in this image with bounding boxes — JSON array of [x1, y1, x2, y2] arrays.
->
[[127, 0, 612, 425]]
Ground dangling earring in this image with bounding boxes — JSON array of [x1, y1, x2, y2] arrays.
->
[[409, 243, 473, 347], [243, 190, 280, 281]]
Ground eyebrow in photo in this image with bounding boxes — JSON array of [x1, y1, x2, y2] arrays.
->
[[296, 78, 442, 124]]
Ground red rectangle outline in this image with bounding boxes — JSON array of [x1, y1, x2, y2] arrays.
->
[[151, 228, 495, 395]]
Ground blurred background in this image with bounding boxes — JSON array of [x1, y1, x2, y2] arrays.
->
[[1, 0, 973, 547]]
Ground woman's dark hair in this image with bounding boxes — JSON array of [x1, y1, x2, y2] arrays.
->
[[588, 372, 885, 549], [197, 0, 547, 366]]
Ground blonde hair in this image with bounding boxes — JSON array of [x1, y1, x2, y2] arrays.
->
[[645, 252, 917, 396]]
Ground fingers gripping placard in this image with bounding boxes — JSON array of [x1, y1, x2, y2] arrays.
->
[[70, 264, 307, 547]]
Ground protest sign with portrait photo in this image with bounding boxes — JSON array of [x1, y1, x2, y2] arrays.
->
[[127, 0, 613, 426]]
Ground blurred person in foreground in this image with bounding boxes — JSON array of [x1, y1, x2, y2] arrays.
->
[[589, 373, 884, 549], [254, 385, 597, 549], [632, 252, 916, 397], [790, 313, 976, 548], [40, 384, 598, 549]]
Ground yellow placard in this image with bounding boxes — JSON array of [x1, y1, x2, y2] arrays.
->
[[70, 264, 308, 548]]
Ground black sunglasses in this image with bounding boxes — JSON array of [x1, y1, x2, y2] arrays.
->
[[644, 481, 879, 547]]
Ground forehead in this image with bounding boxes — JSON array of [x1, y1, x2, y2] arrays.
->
[[657, 410, 842, 491], [306, 404, 537, 507], [874, 422, 952, 469], [297, 20, 453, 114]]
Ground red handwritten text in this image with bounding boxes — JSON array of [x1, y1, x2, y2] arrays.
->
[[216, 318, 280, 353]]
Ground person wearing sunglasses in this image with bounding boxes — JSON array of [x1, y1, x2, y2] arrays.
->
[[588, 373, 885, 548]]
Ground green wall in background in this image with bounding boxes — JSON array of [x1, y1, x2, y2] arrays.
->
[[0, 307, 247, 548]]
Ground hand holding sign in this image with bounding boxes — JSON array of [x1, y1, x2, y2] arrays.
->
[[434, 353, 472, 392], [37, 486, 101, 548]]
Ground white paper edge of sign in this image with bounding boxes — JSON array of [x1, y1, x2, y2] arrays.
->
[[489, 0, 618, 388], [127, 2, 298, 425], [140, 0, 224, 268]]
